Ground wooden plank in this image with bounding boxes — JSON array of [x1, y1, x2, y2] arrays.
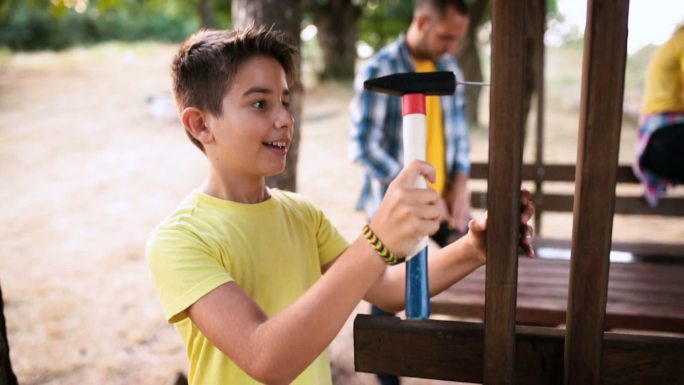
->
[[566, 1, 630, 383], [430, 258, 684, 333], [470, 163, 642, 184], [472, 192, 684, 216], [535, 237, 684, 258], [353, 315, 684, 384], [485, 1, 528, 383], [534, 0, 547, 232]]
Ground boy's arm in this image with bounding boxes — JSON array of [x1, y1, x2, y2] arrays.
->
[[362, 217, 486, 313], [364, 190, 535, 312], [186, 161, 441, 385]]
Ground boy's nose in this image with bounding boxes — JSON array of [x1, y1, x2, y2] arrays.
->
[[275, 107, 294, 130]]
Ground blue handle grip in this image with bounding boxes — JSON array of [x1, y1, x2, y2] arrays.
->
[[405, 247, 430, 319]]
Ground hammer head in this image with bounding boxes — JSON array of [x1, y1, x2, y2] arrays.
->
[[364, 71, 455, 96]]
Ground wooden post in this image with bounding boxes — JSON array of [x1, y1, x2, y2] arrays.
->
[[565, 1, 630, 384], [484, 0, 527, 384], [534, 0, 546, 233]]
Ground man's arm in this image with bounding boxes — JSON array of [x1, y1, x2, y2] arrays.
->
[[447, 171, 471, 232], [349, 65, 403, 182]]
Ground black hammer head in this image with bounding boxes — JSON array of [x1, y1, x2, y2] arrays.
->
[[364, 71, 455, 96]]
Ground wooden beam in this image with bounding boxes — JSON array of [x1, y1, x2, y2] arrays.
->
[[471, 192, 684, 216], [565, 1, 630, 384], [470, 163, 645, 184], [485, 0, 528, 383], [354, 315, 684, 384], [534, 0, 546, 232]]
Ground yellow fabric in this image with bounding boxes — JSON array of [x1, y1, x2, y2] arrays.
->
[[146, 188, 348, 385], [414, 59, 446, 194], [642, 28, 684, 115]]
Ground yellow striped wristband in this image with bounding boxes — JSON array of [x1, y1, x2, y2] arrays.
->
[[362, 225, 402, 265]]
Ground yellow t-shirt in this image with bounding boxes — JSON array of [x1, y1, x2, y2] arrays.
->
[[642, 28, 684, 115], [146, 188, 349, 385], [414, 59, 447, 194]]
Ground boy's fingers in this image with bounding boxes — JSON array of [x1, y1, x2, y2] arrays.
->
[[394, 160, 436, 187]]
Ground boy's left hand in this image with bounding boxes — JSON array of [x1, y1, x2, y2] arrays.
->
[[519, 189, 535, 258], [467, 188, 536, 260]]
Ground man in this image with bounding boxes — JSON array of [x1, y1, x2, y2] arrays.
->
[[349, 1, 471, 383]]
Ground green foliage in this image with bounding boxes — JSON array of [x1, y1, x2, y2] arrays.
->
[[0, 0, 224, 51], [357, 0, 413, 50]]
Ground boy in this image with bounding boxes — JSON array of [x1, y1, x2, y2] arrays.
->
[[146, 26, 534, 385]]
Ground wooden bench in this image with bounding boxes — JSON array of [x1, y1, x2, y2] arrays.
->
[[429, 162, 684, 333], [431, 257, 684, 333], [469, 162, 684, 259]]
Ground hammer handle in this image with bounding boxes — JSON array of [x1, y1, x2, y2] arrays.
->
[[402, 113, 429, 257]]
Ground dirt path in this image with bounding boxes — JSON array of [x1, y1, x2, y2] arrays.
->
[[0, 43, 681, 385]]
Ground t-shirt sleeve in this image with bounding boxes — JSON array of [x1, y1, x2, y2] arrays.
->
[[310, 204, 349, 267], [146, 226, 233, 324]]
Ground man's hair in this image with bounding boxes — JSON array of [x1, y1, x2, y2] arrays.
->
[[171, 25, 298, 152], [415, 0, 469, 17]]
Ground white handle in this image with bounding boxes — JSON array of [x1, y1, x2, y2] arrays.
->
[[402, 113, 429, 258]]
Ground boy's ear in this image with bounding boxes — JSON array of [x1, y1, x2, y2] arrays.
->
[[181, 107, 214, 145]]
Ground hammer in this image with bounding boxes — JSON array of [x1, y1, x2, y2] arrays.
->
[[364, 71, 456, 320]]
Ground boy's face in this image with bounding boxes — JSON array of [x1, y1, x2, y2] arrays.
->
[[205, 55, 293, 180]]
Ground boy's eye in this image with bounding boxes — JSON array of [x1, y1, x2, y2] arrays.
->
[[252, 100, 266, 109]]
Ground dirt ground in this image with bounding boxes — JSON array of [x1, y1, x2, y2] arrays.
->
[[0, 43, 682, 385]]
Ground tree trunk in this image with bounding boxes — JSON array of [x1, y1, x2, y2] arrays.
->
[[232, 0, 303, 192], [522, 0, 542, 142], [0, 282, 18, 385], [311, 0, 361, 80], [199, 0, 214, 29], [454, 0, 489, 129]]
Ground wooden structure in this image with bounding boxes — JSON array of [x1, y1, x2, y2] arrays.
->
[[354, 1, 684, 384]]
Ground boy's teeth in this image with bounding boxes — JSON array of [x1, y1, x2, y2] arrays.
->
[[267, 141, 286, 148]]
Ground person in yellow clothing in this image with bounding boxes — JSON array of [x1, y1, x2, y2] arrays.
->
[[146, 26, 535, 385], [633, 25, 684, 206]]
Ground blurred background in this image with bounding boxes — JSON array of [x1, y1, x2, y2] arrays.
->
[[1, 0, 683, 384]]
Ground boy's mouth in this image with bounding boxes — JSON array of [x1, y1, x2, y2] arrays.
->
[[263, 140, 289, 150]]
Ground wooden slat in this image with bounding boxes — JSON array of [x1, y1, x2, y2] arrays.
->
[[470, 163, 642, 184], [485, 1, 527, 383], [472, 192, 684, 216], [354, 315, 684, 384], [565, 1, 630, 383], [535, 237, 684, 258]]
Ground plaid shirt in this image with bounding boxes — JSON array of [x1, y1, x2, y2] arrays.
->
[[348, 34, 470, 217], [633, 112, 684, 206]]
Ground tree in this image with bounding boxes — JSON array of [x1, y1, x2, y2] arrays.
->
[[232, 0, 304, 192], [455, 0, 490, 129], [0, 283, 18, 385], [307, 0, 362, 80]]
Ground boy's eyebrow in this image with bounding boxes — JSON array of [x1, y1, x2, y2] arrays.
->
[[242, 87, 291, 97]]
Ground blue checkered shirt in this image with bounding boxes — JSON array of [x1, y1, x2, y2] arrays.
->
[[348, 34, 470, 218]]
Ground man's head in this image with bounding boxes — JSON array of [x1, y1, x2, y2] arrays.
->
[[407, 0, 470, 62], [171, 26, 297, 152]]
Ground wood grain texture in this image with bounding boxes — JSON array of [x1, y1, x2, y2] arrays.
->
[[565, 1, 630, 384]]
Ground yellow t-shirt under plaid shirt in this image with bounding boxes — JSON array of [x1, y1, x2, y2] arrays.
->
[[414, 59, 446, 194], [146, 188, 349, 385]]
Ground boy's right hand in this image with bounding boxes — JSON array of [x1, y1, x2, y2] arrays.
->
[[369, 160, 441, 258]]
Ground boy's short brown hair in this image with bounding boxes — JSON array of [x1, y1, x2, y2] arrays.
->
[[171, 26, 298, 152]]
